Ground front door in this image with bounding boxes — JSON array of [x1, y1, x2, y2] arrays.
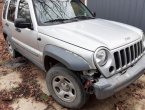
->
[[13, 0, 40, 62]]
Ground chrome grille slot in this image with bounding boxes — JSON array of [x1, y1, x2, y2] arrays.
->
[[120, 49, 126, 67], [130, 46, 134, 61], [114, 40, 143, 71], [140, 41, 143, 53], [137, 42, 140, 56], [114, 52, 120, 69], [125, 47, 130, 64], [134, 44, 137, 58]]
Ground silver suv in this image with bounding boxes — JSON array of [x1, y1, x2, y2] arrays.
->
[[2, 0, 145, 109]]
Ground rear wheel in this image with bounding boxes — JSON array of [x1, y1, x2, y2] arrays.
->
[[46, 64, 88, 109]]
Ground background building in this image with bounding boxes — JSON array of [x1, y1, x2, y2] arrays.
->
[[86, 0, 145, 32]]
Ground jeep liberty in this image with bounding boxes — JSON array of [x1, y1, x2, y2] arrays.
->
[[2, 0, 145, 109]]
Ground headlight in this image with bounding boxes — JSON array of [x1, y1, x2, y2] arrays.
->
[[95, 49, 108, 66]]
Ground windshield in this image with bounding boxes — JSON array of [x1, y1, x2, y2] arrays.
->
[[33, 0, 94, 25]]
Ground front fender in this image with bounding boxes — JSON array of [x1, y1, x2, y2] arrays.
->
[[43, 45, 90, 71]]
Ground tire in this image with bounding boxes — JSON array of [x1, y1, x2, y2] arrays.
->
[[46, 64, 88, 109], [6, 37, 20, 58]]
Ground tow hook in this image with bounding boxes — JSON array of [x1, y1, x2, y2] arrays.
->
[[84, 79, 95, 94]]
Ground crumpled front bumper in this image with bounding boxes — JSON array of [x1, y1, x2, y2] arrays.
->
[[93, 54, 145, 99]]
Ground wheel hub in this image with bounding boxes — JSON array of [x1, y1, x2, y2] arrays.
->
[[61, 82, 70, 91], [52, 76, 76, 102]]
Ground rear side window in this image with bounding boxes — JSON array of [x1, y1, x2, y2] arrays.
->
[[3, 1, 8, 19], [7, 0, 17, 22]]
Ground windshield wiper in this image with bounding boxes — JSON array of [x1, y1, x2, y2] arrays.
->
[[70, 16, 95, 20], [44, 18, 79, 24], [44, 19, 69, 23], [44, 16, 95, 23], [44, 16, 94, 24]]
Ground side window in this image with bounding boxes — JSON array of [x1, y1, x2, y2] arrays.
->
[[3, 1, 8, 19], [17, 0, 31, 21], [7, 0, 17, 22]]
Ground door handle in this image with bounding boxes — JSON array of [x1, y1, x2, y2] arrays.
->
[[15, 28, 21, 32], [37, 37, 41, 41], [5, 23, 9, 27]]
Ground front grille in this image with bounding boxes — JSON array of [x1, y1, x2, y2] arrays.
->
[[114, 41, 143, 71]]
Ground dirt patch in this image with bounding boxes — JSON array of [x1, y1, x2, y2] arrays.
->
[[0, 71, 22, 91], [11, 98, 48, 110], [36, 70, 50, 95]]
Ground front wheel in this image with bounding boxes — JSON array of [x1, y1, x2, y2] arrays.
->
[[46, 64, 88, 109]]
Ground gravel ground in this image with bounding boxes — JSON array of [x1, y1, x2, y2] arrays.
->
[[1, 3, 145, 110]]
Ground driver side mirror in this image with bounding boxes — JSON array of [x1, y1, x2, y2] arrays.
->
[[14, 18, 33, 29]]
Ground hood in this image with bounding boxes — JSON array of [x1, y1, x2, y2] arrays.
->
[[38, 19, 143, 51]]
